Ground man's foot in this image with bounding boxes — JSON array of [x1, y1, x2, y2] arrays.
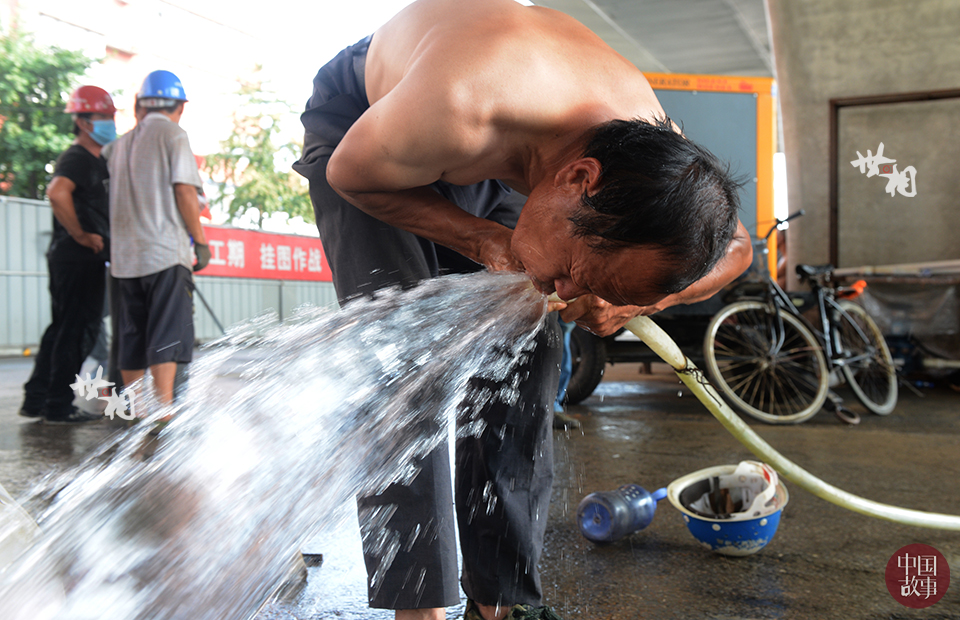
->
[[265, 553, 309, 605], [465, 600, 564, 620], [147, 419, 173, 437], [41, 408, 103, 425], [552, 410, 580, 430], [18, 407, 42, 419]]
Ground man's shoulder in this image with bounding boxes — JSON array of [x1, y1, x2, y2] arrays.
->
[[54, 144, 97, 175], [143, 113, 184, 132], [110, 129, 137, 152], [58, 143, 91, 162]]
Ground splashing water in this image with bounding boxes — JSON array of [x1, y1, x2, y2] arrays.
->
[[0, 272, 549, 620]]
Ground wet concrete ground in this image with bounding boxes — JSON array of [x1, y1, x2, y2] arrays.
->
[[1, 355, 958, 619]]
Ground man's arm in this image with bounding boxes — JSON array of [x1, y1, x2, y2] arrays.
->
[[174, 183, 210, 271], [174, 183, 206, 244], [561, 220, 753, 336], [326, 78, 520, 272], [46, 176, 104, 254]]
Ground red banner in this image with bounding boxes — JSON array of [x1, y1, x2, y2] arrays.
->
[[196, 225, 331, 282]]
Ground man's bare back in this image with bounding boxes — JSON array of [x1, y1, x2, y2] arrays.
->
[[324, 0, 750, 336], [356, 0, 664, 193]]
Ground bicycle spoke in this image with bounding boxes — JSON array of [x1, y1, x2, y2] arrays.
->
[[727, 365, 765, 394], [705, 301, 829, 424]]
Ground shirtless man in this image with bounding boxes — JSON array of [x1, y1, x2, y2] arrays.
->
[[293, 1, 751, 618]]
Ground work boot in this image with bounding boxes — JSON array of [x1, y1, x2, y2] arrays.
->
[[41, 407, 102, 425], [18, 407, 42, 419]]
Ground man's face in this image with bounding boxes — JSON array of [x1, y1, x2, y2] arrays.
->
[[78, 113, 114, 131], [511, 199, 671, 308]]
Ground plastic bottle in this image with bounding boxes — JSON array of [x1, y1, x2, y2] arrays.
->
[[576, 484, 668, 543]]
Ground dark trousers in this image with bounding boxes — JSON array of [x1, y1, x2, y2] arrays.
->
[[306, 162, 560, 610], [296, 36, 560, 609], [23, 258, 106, 416]]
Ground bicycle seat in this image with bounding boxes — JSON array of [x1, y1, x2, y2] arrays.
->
[[796, 264, 834, 280]]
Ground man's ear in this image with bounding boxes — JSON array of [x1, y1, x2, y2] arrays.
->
[[556, 157, 602, 196]]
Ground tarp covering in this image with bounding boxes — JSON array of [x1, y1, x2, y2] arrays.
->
[[847, 277, 960, 362]]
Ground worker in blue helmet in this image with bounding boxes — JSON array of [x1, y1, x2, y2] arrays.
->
[[135, 69, 188, 114], [102, 69, 210, 416]]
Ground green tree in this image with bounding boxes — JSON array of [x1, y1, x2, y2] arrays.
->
[[205, 70, 312, 229], [0, 28, 93, 200]]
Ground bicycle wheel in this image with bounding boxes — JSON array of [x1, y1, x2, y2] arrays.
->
[[703, 301, 829, 424], [833, 300, 898, 415], [565, 328, 607, 405]]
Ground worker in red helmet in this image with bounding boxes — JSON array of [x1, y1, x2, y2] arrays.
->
[[20, 85, 116, 424]]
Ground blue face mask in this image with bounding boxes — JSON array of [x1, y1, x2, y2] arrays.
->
[[89, 119, 117, 145]]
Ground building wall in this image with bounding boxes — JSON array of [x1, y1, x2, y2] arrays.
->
[[767, 0, 960, 279], [0, 196, 338, 352]]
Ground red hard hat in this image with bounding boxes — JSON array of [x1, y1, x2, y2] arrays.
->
[[65, 86, 117, 115]]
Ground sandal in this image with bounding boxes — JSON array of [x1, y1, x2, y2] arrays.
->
[[464, 600, 564, 620]]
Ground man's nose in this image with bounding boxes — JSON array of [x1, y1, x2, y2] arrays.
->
[[554, 280, 588, 302]]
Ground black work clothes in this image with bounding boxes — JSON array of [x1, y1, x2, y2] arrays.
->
[[23, 258, 105, 417], [23, 145, 109, 418], [48, 144, 110, 262]]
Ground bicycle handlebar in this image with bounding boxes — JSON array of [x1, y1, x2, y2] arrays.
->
[[762, 209, 805, 241]]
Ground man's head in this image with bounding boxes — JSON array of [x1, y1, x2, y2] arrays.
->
[[512, 116, 742, 307], [65, 85, 117, 146], [136, 70, 188, 121]]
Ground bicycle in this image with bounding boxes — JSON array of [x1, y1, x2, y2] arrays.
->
[[702, 211, 898, 424]]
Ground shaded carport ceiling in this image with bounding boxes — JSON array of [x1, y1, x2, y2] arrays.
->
[[532, 0, 774, 77]]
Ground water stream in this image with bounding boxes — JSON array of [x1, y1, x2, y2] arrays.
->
[[0, 271, 549, 620]]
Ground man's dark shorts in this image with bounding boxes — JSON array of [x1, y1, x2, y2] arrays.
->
[[117, 265, 194, 369]]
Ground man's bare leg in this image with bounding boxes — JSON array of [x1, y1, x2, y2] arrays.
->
[[396, 609, 445, 620], [149, 361, 177, 405], [121, 369, 146, 387], [121, 363, 176, 421]]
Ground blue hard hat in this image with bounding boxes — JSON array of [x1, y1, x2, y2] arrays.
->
[[137, 70, 188, 103]]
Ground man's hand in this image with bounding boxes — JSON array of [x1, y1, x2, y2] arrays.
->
[[74, 232, 105, 254], [476, 227, 523, 273], [193, 243, 211, 272], [558, 295, 645, 337]]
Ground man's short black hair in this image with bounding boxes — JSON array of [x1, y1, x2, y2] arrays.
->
[[72, 113, 92, 136], [140, 100, 184, 115], [571, 117, 743, 295]]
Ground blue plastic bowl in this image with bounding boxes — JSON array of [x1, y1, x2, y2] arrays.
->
[[667, 464, 789, 557]]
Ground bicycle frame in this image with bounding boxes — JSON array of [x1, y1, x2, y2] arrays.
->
[[814, 285, 876, 371], [706, 210, 897, 423], [743, 213, 877, 375], [749, 271, 876, 375]]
